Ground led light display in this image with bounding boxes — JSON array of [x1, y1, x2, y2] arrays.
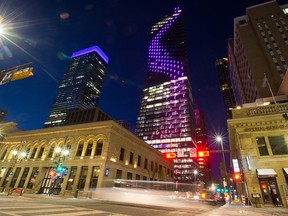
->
[[135, 7, 197, 183]]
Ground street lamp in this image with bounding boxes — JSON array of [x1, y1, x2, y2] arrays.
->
[[49, 146, 69, 195], [216, 135, 227, 176], [53, 146, 69, 173], [193, 169, 198, 183]]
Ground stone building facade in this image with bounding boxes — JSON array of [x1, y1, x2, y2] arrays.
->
[[0, 121, 174, 198], [228, 98, 288, 207]]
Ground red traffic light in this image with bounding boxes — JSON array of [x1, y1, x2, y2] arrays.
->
[[164, 152, 177, 159], [234, 173, 241, 181], [261, 184, 267, 189], [49, 170, 56, 178], [197, 150, 209, 157]]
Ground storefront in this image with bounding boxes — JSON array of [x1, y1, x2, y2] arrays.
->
[[0, 121, 174, 197], [228, 99, 288, 208]]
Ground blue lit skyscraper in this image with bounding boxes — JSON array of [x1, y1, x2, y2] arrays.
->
[[135, 7, 197, 183], [44, 46, 109, 128]]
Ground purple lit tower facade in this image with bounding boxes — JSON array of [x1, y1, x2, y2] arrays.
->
[[44, 46, 109, 128], [135, 7, 197, 183]]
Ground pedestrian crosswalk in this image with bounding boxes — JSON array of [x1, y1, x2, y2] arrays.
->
[[0, 202, 128, 216]]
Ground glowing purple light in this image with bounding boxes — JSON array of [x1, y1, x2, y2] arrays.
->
[[71, 45, 109, 64]]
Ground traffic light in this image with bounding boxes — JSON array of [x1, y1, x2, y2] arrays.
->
[[56, 165, 64, 172], [234, 173, 241, 181], [164, 152, 177, 159], [49, 170, 56, 178], [261, 183, 267, 189], [197, 150, 209, 157]]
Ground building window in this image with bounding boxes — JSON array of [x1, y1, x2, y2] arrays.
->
[[78, 166, 88, 190], [0, 149, 7, 160], [120, 148, 125, 161], [129, 152, 134, 164], [151, 161, 154, 171], [66, 166, 77, 190], [136, 174, 140, 180], [90, 166, 100, 190], [95, 141, 103, 156], [76, 143, 84, 156], [116, 169, 122, 179], [268, 135, 288, 155], [30, 148, 37, 159], [144, 158, 148, 169], [37, 147, 44, 159], [85, 142, 93, 156], [2, 168, 12, 187], [256, 137, 269, 156], [18, 167, 29, 188], [137, 155, 141, 167], [26, 147, 31, 157], [47, 145, 55, 158], [10, 167, 21, 188], [27, 167, 38, 189], [127, 172, 133, 180]]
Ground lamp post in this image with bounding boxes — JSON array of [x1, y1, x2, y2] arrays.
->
[[193, 169, 198, 183], [216, 136, 227, 176], [49, 146, 69, 196]]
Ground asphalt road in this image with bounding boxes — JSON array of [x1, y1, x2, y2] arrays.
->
[[0, 196, 219, 216]]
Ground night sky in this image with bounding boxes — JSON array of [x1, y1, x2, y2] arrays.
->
[[0, 0, 286, 180]]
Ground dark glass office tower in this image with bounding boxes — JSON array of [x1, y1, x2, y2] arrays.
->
[[135, 7, 197, 183], [44, 46, 109, 128], [215, 57, 236, 119]]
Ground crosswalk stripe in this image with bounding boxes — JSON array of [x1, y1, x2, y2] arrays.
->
[[0, 205, 58, 209], [39, 210, 107, 216], [0, 204, 129, 216], [7, 207, 78, 214]]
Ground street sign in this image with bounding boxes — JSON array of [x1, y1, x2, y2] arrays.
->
[[105, 168, 109, 177]]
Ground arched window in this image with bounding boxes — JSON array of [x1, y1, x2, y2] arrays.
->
[[85, 140, 93, 156], [37, 146, 45, 159], [30, 147, 38, 159], [0, 148, 7, 160], [95, 140, 103, 156], [76, 141, 84, 156], [26, 146, 31, 158], [47, 144, 55, 158]]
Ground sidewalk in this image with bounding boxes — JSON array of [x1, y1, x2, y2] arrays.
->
[[203, 202, 288, 216]]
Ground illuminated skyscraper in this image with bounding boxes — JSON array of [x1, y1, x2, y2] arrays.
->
[[135, 7, 197, 183], [44, 46, 109, 128]]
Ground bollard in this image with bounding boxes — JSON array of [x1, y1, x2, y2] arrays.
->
[[74, 189, 79, 198], [88, 191, 92, 199], [20, 188, 24, 196]]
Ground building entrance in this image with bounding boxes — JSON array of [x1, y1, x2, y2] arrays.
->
[[259, 178, 281, 206], [39, 168, 63, 195]]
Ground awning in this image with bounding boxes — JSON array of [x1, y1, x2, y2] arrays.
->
[[283, 168, 288, 175], [256, 169, 277, 178]]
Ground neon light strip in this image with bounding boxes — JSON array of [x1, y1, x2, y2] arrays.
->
[[71, 46, 109, 63]]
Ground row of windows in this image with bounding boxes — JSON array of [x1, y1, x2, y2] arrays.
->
[[256, 135, 288, 156], [0, 140, 103, 161], [118, 147, 173, 178]]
